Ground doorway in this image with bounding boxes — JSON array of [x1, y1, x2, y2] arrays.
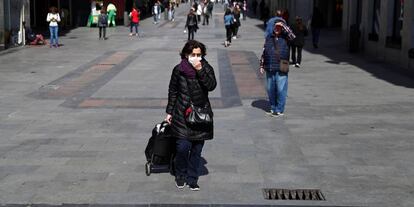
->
[[314, 0, 343, 28]]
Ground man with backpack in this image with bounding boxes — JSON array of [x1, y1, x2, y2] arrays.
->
[[98, 9, 108, 40]]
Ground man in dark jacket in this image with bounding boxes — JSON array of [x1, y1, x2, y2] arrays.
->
[[165, 40, 216, 191]]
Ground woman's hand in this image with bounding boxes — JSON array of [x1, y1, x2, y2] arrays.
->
[[275, 22, 284, 27], [193, 59, 202, 71], [260, 67, 265, 74], [165, 114, 172, 124]]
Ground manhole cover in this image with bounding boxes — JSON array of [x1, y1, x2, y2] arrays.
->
[[263, 188, 326, 201]]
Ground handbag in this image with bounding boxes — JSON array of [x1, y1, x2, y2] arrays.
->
[[273, 38, 289, 73], [185, 102, 212, 125], [184, 79, 213, 126]]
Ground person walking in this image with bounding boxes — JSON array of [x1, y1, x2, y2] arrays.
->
[[98, 9, 108, 40], [291, 16, 308, 68], [232, 4, 241, 39], [223, 8, 234, 47], [165, 40, 216, 191], [46, 7, 61, 48], [168, 2, 176, 21], [196, 2, 203, 22], [311, 7, 323, 48], [259, 21, 296, 117], [252, 0, 258, 16], [242, 0, 247, 20], [153, 1, 161, 24], [202, 0, 213, 26], [129, 7, 140, 36], [185, 8, 198, 40]]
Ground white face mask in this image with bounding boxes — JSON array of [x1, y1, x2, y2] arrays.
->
[[188, 56, 202, 66]]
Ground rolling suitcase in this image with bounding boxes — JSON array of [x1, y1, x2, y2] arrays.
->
[[144, 121, 175, 176]]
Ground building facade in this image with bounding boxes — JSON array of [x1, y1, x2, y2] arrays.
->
[[342, 0, 414, 71], [0, 0, 30, 50], [250, 0, 413, 71], [0, 0, 143, 51], [249, 0, 342, 28]]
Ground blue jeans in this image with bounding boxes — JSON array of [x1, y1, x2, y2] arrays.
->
[[49, 26, 59, 46], [130, 22, 138, 34], [175, 139, 204, 185], [266, 71, 288, 113]]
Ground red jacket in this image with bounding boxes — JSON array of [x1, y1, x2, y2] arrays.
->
[[130, 9, 140, 23]]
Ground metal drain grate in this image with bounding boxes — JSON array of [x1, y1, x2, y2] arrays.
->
[[263, 188, 326, 201]]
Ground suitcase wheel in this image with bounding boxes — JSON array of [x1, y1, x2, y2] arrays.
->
[[145, 162, 151, 176]]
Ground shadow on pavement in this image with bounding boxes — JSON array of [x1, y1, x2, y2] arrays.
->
[[251, 99, 270, 112], [302, 29, 414, 89], [256, 24, 414, 88]]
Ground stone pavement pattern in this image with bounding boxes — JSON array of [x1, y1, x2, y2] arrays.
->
[[0, 3, 414, 207]]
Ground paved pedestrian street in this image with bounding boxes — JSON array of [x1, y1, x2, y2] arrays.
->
[[0, 4, 414, 207]]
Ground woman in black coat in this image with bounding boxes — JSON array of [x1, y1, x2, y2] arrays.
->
[[185, 8, 198, 40], [165, 40, 216, 191]]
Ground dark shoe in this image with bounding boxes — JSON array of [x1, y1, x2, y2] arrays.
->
[[265, 110, 274, 116], [175, 177, 186, 189], [188, 183, 200, 191]]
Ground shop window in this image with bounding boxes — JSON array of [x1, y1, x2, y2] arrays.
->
[[368, 0, 380, 41], [386, 0, 403, 49]]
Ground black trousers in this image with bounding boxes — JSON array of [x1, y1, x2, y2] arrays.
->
[[225, 25, 232, 42], [291, 45, 303, 64], [203, 15, 210, 25], [188, 26, 196, 40], [99, 27, 106, 38], [233, 25, 239, 37]]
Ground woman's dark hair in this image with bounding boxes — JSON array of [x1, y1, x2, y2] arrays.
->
[[49, 6, 58, 13], [225, 8, 231, 15], [180, 40, 207, 59], [188, 8, 195, 15]]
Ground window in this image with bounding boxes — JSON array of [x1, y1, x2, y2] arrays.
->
[[386, 0, 403, 48], [368, 0, 380, 41]]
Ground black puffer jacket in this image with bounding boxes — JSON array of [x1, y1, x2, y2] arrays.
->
[[166, 60, 217, 141]]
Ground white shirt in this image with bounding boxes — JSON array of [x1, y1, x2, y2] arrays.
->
[[47, 13, 61, 27], [197, 4, 203, 15]]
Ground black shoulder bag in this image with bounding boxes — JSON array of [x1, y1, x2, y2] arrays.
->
[[185, 78, 213, 126]]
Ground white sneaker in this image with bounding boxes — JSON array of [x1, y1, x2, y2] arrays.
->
[[295, 63, 300, 68], [233, 36, 237, 39], [271, 112, 284, 117]]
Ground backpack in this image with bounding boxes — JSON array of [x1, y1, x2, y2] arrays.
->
[[100, 14, 108, 25]]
